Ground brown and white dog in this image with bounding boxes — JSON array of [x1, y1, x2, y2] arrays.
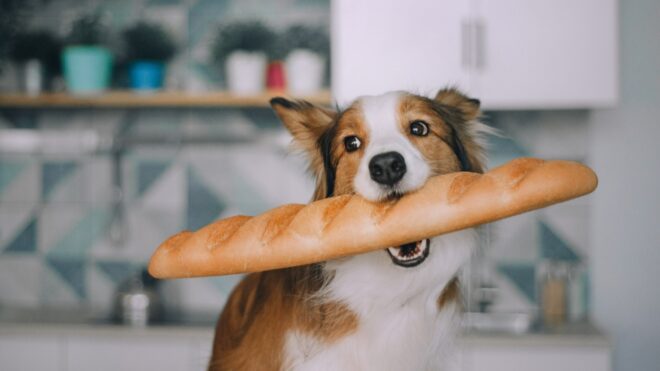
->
[[209, 88, 489, 371]]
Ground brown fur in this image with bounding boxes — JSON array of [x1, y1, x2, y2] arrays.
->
[[328, 107, 369, 196], [209, 89, 485, 370], [208, 266, 358, 371]]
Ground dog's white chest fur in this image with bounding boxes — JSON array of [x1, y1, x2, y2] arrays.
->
[[284, 230, 476, 371]]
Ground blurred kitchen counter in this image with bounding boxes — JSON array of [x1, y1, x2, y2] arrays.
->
[[0, 306, 611, 371], [0, 307, 215, 371], [0, 305, 216, 338]]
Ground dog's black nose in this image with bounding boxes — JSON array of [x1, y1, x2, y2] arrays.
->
[[369, 151, 407, 186]]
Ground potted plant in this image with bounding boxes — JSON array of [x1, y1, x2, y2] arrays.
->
[[62, 14, 113, 94], [8, 30, 61, 95], [212, 21, 275, 95], [280, 25, 329, 95], [123, 21, 176, 92], [0, 0, 29, 75]]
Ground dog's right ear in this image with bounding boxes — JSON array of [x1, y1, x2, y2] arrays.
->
[[270, 98, 337, 199], [270, 98, 336, 151]]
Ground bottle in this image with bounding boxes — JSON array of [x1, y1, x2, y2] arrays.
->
[[540, 261, 569, 327]]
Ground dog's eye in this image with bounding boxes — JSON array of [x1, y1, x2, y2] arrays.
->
[[410, 121, 429, 136], [344, 136, 362, 152]]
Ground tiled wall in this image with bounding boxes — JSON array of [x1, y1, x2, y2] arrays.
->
[[0, 108, 593, 319], [0, 108, 315, 315], [473, 111, 592, 317], [0, 0, 590, 320]]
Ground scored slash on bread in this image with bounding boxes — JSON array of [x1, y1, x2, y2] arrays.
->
[[148, 158, 598, 278]]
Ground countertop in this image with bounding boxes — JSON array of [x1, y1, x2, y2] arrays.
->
[[0, 306, 610, 348]]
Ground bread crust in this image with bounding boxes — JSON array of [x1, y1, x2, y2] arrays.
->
[[148, 158, 598, 278]]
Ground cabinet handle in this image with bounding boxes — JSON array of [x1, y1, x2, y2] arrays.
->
[[474, 19, 485, 70], [462, 19, 485, 71], [461, 20, 472, 69]]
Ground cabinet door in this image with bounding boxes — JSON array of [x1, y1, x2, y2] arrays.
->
[[332, 0, 471, 104], [472, 0, 618, 109], [67, 337, 193, 371], [0, 336, 63, 371], [462, 344, 611, 371]]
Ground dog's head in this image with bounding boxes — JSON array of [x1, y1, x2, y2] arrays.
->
[[271, 88, 488, 268]]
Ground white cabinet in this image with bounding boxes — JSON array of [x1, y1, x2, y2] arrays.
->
[[465, 346, 610, 371], [472, 0, 618, 109], [66, 337, 195, 371], [0, 335, 63, 371], [331, 0, 471, 102], [0, 326, 214, 371], [457, 336, 612, 371], [0, 324, 611, 371], [332, 0, 618, 109]]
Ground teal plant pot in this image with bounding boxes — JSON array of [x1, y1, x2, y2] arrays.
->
[[62, 46, 113, 94], [129, 61, 165, 91]]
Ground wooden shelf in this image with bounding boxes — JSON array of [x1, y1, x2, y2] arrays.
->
[[0, 90, 332, 108]]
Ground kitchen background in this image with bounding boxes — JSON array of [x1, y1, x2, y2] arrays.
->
[[1, 0, 659, 371]]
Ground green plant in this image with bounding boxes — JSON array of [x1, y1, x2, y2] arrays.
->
[[280, 25, 329, 56], [123, 21, 176, 62], [66, 14, 105, 46], [211, 21, 275, 64], [0, 0, 29, 70], [8, 30, 61, 73]]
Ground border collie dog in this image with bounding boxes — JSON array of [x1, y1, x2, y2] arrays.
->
[[209, 88, 489, 371]]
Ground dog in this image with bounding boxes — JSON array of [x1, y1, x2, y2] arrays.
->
[[208, 88, 489, 371]]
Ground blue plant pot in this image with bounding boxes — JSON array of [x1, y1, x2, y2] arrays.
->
[[129, 61, 165, 91], [62, 46, 113, 94]]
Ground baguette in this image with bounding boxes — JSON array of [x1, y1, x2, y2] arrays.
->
[[148, 158, 597, 278]]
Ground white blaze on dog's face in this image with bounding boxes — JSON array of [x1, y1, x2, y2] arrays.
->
[[351, 92, 430, 200], [271, 88, 488, 268]]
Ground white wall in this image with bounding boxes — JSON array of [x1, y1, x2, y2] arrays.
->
[[589, 1, 660, 370]]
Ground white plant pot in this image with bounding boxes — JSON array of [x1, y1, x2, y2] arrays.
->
[[22, 59, 44, 96], [285, 49, 325, 95], [225, 51, 267, 95]]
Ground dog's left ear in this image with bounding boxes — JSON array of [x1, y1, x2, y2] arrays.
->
[[434, 87, 481, 121], [434, 88, 488, 173]]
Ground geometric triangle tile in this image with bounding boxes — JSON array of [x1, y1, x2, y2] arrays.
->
[[47, 208, 110, 258], [208, 274, 243, 295], [96, 261, 137, 285], [539, 221, 581, 262], [40, 260, 82, 306], [487, 135, 530, 168], [166, 277, 227, 313], [186, 167, 225, 230], [140, 161, 184, 213], [45, 256, 87, 299], [0, 159, 26, 194], [41, 161, 77, 200], [187, 0, 229, 45], [497, 263, 537, 303], [0, 256, 42, 307], [489, 213, 539, 263], [226, 175, 270, 215], [137, 160, 171, 197], [0, 160, 39, 203], [488, 270, 537, 313], [224, 144, 315, 206], [2, 218, 37, 254]]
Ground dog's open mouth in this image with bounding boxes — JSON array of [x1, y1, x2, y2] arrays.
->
[[386, 239, 430, 268]]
